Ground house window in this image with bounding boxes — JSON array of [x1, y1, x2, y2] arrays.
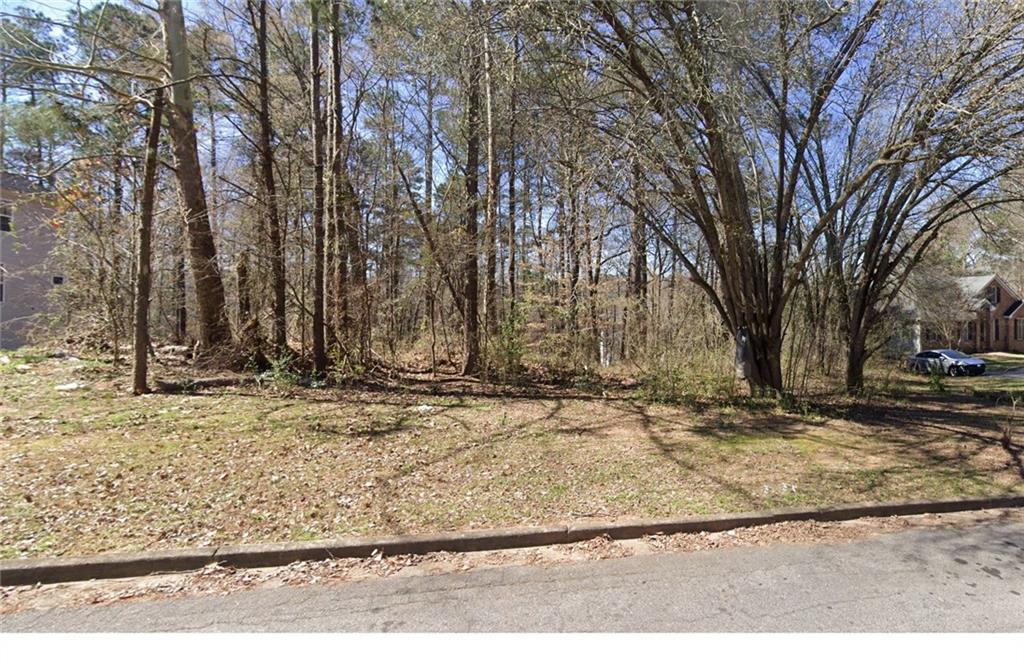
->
[[965, 322, 976, 341], [995, 321, 1000, 341], [1016, 320, 1024, 341], [987, 285, 1001, 305], [52, 276, 64, 285], [0, 202, 11, 232]]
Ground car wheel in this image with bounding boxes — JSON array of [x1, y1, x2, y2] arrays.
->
[[950, 365, 964, 377]]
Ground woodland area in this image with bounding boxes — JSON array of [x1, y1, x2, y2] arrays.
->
[[3, 0, 1024, 567], [2, 0, 1024, 396]]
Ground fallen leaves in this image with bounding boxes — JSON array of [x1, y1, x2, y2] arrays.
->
[[2, 355, 1022, 563], [5, 508, 1018, 617]]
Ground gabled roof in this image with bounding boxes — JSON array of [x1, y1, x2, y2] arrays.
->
[[954, 274, 998, 297], [1007, 299, 1024, 318], [954, 273, 1022, 305]]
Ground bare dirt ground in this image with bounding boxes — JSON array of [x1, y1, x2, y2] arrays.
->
[[3, 508, 1019, 616], [2, 352, 1022, 560]]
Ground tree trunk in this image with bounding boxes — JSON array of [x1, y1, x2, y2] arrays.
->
[[254, 0, 287, 354], [159, 0, 232, 350], [175, 248, 187, 343], [845, 331, 869, 394], [310, 2, 327, 377], [237, 251, 252, 325], [329, 0, 362, 360], [424, 70, 437, 371], [483, 20, 498, 335], [507, 33, 518, 313], [625, 159, 647, 359], [462, 0, 483, 375], [111, 152, 125, 360], [745, 325, 785, 395], [206, 83, 219, 235], [566, 175, 580, 345], [133, 89, 165, 395], [0, 77, 6, 167], [383, 80, 401, 358]]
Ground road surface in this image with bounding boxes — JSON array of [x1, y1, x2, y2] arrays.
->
[[4, 518, 1023, 632]]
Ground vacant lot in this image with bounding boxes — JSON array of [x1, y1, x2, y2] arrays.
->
[[1, 352, 1022, 559]]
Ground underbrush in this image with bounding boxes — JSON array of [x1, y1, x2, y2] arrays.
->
[[636, 347, 738, 408], [485, 311, 525, 383]]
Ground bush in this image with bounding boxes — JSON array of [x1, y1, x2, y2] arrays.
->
[[927, 367, 947, 393], [327, 351, 365, 385], [256, 352, 301, 387], [637, 351, 736, 406], [488, 311, 525, 383]]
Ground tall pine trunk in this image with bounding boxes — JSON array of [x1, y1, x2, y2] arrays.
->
[[133, 89, 164, 395], [328, 0, 347, 345], [254, 0, 287, 353], [625, 159, 647, 359], [507, 34, 518, 313], [424, 71, 437, 371], [462, 0, 483, 375], [483, 20, 498, 335], [310, 2, 327, 377], [159, 0, 232, 350]]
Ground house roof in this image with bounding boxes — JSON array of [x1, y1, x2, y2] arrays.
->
[[954, 274, 998, 297], [954, 273, 1023, 307], [911, 272, 1024, 323]]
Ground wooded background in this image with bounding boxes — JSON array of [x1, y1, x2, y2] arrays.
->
[[2, 0, 1022, 395]]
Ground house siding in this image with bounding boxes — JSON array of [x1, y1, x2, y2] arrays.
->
[[919, 275, 1024, 354], [1011, 314, 1024, 353], [0, 179, 58, 350], [986, 281, 1019, 352]]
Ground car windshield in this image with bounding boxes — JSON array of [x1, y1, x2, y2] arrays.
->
[[940, 350, 971, 359]]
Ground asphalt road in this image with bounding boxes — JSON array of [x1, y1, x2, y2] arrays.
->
[[4, 519, 1023, 632]]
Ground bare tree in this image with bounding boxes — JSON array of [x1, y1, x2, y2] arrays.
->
[[252, 0, 287, 353], [310, 0, 327, 376], [462, 0, 483, 375], [159, 0, 232, 350], [133, 87, 165, 394], [483, 8, 499, 335]]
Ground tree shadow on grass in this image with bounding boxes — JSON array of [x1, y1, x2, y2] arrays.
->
[[178, 374, 1024, 505], [603, 392, 1024, 511]]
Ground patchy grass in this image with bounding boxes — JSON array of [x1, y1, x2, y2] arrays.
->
[[977, 352, 1024, 372], [1, 352, 1022, 559], [875, 358, 1024, 399]]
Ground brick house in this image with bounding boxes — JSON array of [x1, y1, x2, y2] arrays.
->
[[917, 274, 1024, 354], [0, 173, 60, 350]]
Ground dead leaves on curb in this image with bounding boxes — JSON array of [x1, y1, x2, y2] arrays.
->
[[5, 509, 1019, 616]]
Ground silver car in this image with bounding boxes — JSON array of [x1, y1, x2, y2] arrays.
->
[[906, 349, 987, 376]]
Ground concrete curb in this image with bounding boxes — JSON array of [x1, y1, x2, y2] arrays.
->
[[2, 495, 1022, 587]]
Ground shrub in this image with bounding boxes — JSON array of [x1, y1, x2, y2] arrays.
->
[[927, 367, 947, 393], [637, 351, 736, 406], [327, 352, 365, 385], [256, 352, 301, 387], [489, 311, 525, 383]]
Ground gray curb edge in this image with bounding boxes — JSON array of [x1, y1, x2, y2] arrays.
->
[[3, 495, 1022, 587]]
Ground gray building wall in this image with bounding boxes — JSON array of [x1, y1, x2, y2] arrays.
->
[[1, 175, 59, 350]]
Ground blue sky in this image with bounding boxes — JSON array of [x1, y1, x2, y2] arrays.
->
[[14, 0, 95, 18]]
